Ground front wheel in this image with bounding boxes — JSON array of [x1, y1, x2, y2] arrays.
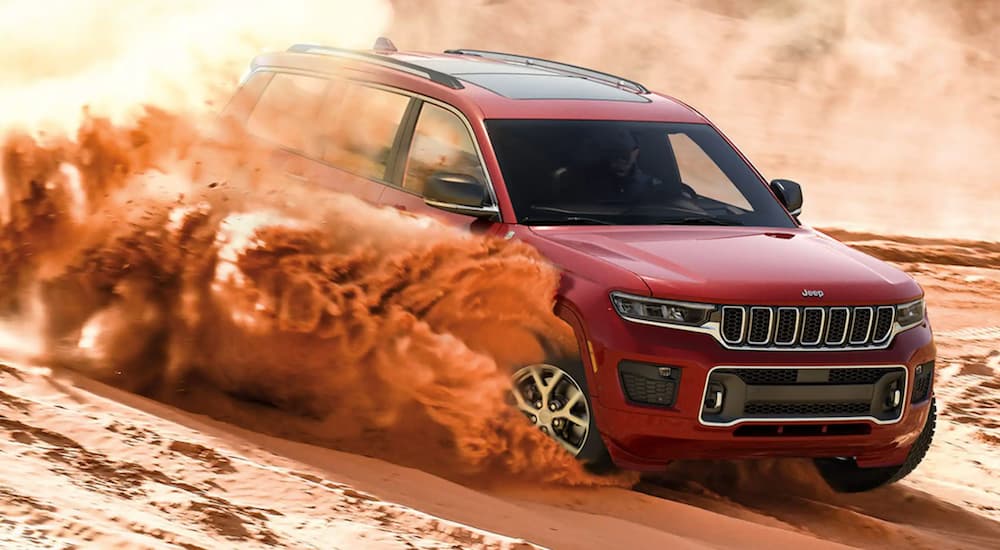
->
[[511, 358, 614, 472], [814, 399, 937, 493]]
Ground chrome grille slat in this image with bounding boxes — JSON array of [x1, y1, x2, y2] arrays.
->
[[721, 306, 746, 344], [849, 307, 874, 344], [826, 307, 850, 345], [872, 306, 895, 343], [774, 308, 799, 345], [717, 305, 899, 350], [747, 307, 773, 345], [800, 307, 825, 345]]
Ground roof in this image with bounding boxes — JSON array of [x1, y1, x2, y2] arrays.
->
[[394, 55, 648, 102], [253, 44, 706, 123]]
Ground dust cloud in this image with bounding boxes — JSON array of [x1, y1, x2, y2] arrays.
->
[[0, 1, 617, 485], [0, 106, 611, 485], [388, 0, 999, 241], [0, 0, 392, 131]]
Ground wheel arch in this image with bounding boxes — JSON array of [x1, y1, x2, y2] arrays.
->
[[553, 297, 600, 397]]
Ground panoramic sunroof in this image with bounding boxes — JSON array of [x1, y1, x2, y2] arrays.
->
[[458, 73, 650, 102]]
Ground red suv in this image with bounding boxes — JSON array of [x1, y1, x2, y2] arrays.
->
[[227, 39, 936, 492]]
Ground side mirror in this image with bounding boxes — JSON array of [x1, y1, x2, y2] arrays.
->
[[423, 172, 498, 218], [769, 179, 803, 217]]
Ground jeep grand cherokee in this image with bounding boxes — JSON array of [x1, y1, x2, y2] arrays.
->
[[224, 38, 936, 492]]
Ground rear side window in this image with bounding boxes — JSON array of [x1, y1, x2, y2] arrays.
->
[[319, 84, 410, 181], [222, 71, 273, 123], [246, 73, 329, 157], [403, 103, 485, 195]]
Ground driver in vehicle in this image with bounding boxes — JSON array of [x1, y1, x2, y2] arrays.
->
[[554, 129, 680, 203]]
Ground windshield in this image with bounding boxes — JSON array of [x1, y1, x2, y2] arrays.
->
[[485, 120, 796, 227]]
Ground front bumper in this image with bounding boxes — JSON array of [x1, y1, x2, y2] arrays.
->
[[583, 315, 936, 470]]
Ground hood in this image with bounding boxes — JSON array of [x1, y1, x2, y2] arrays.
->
[[527, 226, 921, 305]]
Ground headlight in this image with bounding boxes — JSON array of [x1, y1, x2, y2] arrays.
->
[[896, 299, 925, 330], [611, 292, 715, 327]]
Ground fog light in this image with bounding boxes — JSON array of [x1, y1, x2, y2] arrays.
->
[[704, 382, 725, 413], [885, 381, 902, 409]]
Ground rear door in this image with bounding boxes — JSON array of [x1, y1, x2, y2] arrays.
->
[[243, 71, 410, 205], [379, 99, 498, 233]]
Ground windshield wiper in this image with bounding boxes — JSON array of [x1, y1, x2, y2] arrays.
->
[[519, 216, 614, 226], [656, 216, 744, 226]]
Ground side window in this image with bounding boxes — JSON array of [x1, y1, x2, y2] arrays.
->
[[319, 84, 410, 181], [403, 103, 486, 195], [222, 71, 273, 123], [246, 73, 329, 157], [668, 133, 752, 210]]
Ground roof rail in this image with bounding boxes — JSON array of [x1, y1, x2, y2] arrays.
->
[[286, 43, 464, 90], [443, 49, 648, 94]]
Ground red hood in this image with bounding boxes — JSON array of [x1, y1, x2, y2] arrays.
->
[[526, 226, 921, 306]]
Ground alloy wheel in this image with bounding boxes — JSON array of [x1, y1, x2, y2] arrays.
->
[[511, 364, 590, 455]]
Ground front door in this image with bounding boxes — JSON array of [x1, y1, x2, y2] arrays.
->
[[379, 100, 498, 235]]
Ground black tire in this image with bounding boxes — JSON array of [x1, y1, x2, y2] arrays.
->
[[513, 357, 615, 474], [814, 399, 937, 493]]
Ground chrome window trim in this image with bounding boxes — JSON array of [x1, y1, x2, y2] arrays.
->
[[800, 307, 825, 346], [773, 307, 800, 346], [698, 364, 908, 427], [423, 199, 500, 217], [849, 306, 875, 345]]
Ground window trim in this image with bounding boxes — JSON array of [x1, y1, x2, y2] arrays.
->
[[241, 67, 501, 220], [394, 100, 490, 199]]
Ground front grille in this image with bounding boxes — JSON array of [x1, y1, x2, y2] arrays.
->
[[828, 367, 899, 385], [744, 401, 871, 417], [723, 367, 898, 386], [727, 368, 798, 385], [719, 305, 897, 350], [702, 366, 907, 426]]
